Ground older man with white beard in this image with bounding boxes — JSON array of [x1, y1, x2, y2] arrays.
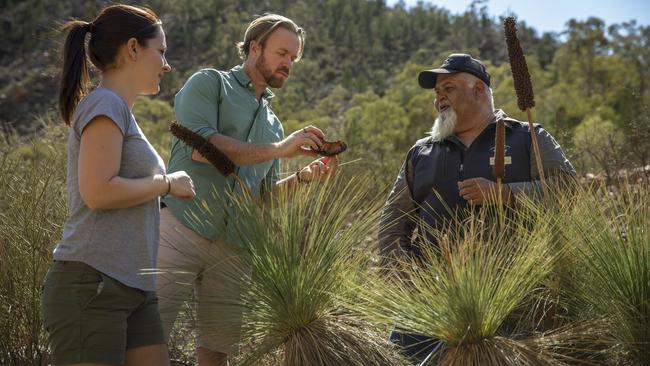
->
[[377, 53, 575, 362]]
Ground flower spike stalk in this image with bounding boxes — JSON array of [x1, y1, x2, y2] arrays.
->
[[504, 17, 547, 193]]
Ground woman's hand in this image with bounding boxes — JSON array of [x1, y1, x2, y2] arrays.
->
[[167, 171, 195, 200]]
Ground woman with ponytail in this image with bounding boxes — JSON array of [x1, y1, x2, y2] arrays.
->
[[41, 4, 195, 365]]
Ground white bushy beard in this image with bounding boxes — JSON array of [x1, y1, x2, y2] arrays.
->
[[430, 107, 457, 142]]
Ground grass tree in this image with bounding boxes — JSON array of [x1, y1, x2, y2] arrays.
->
[[352, 198, 602, 365], [560, 183, 650, 365], [191, 175, 410, 366]]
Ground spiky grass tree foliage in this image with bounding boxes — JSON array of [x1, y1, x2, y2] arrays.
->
[[560, 184, 650, 365], [512, 183, 618, 363], [220, 176, 410, 366], [353, 204, 599, 366]]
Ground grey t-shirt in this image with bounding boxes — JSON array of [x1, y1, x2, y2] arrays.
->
[[53, 87, 165, 291]]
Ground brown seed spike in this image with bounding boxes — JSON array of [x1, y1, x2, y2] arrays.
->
[[169, 121, 236, 177], [169, 121, 262, 208], [504, 17, 535, 111], [493, 117, 506, 181]]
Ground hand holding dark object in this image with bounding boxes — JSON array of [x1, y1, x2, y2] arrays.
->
[[280, 125, 347, 157], [277, 125, 325, 158], [315, 140, 347, 157]]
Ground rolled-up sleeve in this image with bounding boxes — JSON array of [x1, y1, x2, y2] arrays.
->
[[174, 69, 222, 140]]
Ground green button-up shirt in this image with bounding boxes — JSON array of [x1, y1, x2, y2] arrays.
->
[[163, 65, 284, 243]]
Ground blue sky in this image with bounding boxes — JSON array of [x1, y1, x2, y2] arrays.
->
[[386, 0, 650, 33]]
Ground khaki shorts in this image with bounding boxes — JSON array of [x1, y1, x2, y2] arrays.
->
[[40, 260, 165, 365], [157, 208, 250, 354]]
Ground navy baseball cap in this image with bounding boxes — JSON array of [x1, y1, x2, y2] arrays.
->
[[418, 53, 491, 89]]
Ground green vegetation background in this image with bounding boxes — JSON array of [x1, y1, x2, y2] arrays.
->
[[2, 0, 649, 182]]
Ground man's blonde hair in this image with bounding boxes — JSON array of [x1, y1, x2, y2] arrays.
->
[[236, 13, 305, 61]]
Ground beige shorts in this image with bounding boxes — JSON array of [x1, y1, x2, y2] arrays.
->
[[156, 208, 250, 354]]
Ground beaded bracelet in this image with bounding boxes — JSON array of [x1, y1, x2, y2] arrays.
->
[[162, 174, 171, 197]]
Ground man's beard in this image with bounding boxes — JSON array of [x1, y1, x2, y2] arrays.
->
[[430, 107, 457, 142], [255, 53, 290, 88]]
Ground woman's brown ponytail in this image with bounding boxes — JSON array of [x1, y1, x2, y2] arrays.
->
[[58, 20, 91, 125], [57, 4, 161, 125]]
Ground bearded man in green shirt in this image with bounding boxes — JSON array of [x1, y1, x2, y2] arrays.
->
[[157, 14, 336, 366]]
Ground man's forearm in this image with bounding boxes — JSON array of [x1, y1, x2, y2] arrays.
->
[[378, 171, 416, 258], [191, 133, 281, 166]]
